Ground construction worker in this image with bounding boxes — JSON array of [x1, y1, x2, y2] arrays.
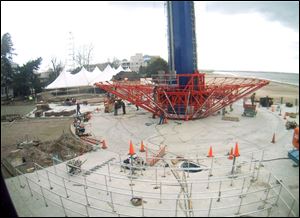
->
[[114, 100, 118, 115], [250, 93, 256, 106], [121, 100, 126, 114], [76, 103, 81, 116], [158, 110, 165, 125]]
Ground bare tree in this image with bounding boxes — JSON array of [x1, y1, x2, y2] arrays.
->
[[74, 43, 94, 68], [51, 57, 64, 77]]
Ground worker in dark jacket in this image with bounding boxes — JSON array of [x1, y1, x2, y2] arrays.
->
[[76, 103, 81, 115], [158, 110, 165, 125], [250, 93, 256, 106]]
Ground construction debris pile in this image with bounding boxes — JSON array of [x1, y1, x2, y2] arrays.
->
[[4, 132, 92, 175], [66, 159, 87, 175]]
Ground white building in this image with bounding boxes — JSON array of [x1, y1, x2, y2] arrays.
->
[[130, 53, 146, 72]]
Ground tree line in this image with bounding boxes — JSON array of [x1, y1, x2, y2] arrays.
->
[[1, 33, 43, 100]]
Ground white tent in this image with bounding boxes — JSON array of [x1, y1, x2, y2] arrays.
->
[[67, 67, 91, 87], [92, 64, 118, 84], [45, 70, 72, 89], [46, 67, 95, 89], [116, 65, 125, 73], [45, 65, 128, 89]]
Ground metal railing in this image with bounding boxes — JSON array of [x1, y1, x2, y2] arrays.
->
[[10, 152, 298, 217]]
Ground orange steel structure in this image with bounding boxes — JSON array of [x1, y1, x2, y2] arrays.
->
[[94, 72, 269, 120]]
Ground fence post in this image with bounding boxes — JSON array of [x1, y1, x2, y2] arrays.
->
[[175, 198, 178, 217], [25, 177, 33, 197], [236, 194, 244, 215], [34, 164, 40, 182], [154, 168, 159, 189], [249, 152, 253, 172], [217, 181, 222, 202], [187, 160, 190, 178], [107, 163, 111, 182], [287, 199, 296, 217], [84, 177, 88, 189], [110, 191, 116, 212], [142, 197, 145, 217], [60, 196, 67, 217], [85, 205, 90, 217], [62, 178, 69, 198], [251, 162, 256, 182], [104, 175, 109, 195], [240, 177, 246, 197], [256, 150, 265, 180], [46, 171, 53, 190], [159, 182, 162, 204], [119, 154, 123, 172], [84, 186, 90, 206], [274, 184, 283, 206], [208, 198, 213, 217], [206, 172, 210, 189], [209, 157, 214, 176], [40, 185, 48, 207], [16, 170, 25, 188]]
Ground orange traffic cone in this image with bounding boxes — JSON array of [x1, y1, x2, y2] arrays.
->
[[271, 133, 275, 143], [228, 147, 233, 160], [102, 139, 107, 149], [129, 140, 135, 156], [207, 146, 214, 157], [233, 142, 240, 157], [139, 140, 145, 152]]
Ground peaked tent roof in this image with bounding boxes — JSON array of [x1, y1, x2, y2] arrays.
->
[[116, 65, 125, 73], [45, 70, 72, 89], [92, 64, 118, 84]]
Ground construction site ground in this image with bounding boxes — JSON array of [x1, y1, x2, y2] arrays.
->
[[3, 96, 299, 217], [1, 94, 104, 178]]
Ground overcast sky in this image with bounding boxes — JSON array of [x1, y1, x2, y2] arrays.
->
[[1, 1, 299, 73]]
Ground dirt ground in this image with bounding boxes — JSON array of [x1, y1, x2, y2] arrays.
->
[[1, 95, 103, 178]]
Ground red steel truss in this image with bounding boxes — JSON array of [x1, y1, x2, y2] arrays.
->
[[94, 72, 269, 120]]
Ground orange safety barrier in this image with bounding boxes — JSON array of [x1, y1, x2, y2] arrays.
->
[[292, 127, 299, 149]]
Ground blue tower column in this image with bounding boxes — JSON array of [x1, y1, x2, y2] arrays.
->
[[167, 1, 198, 86]]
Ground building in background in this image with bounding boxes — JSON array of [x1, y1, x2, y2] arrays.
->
[[130, 53, 145, 72]]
